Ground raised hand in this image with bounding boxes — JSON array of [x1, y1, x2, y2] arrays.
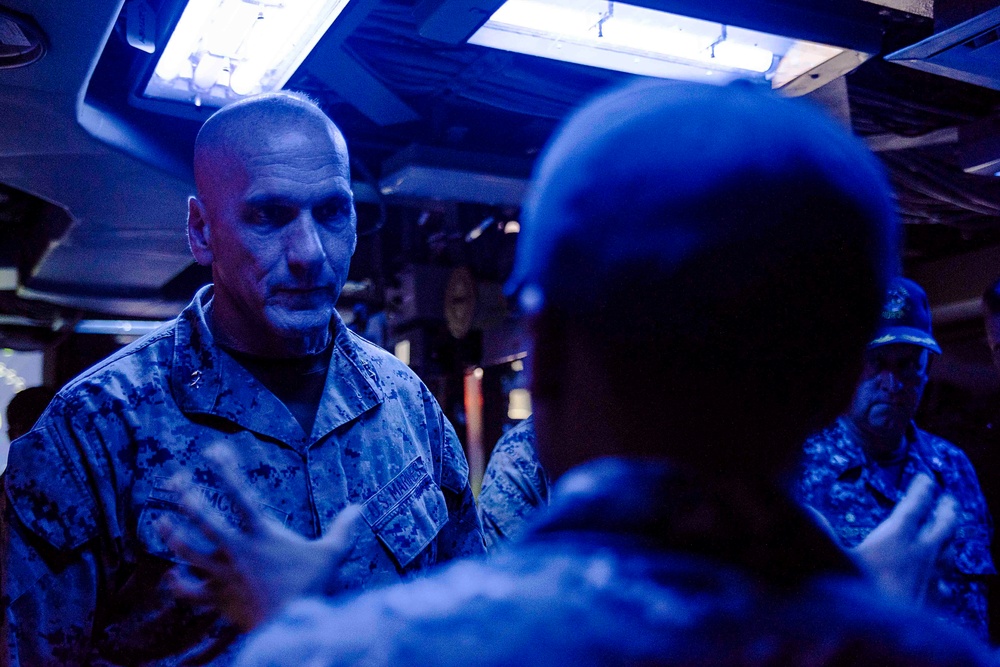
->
[[158, 444, 362, 631], [852, 473, 957, 603]]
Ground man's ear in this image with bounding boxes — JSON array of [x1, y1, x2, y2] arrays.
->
[[188, 197, 213, 266]]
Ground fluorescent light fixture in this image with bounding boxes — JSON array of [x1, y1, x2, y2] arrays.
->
[[145, 0, 351, 107], [75, 320, 169, 336], [0, 268, 17, 291], [380, 166, 528, 205], [394, 339, 411, 366], [465, 216, 495, 242], [507, 388, 532, 420], [468, 0, 845, 89]]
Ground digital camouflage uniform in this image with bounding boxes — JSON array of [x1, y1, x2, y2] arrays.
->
[[2, 286, 485, 666], [477, 416, 550, 548], [797, 417, 994, 639], [233, 459, 994, 667]]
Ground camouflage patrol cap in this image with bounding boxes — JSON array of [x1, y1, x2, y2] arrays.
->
[[870, 276, 941, 354]]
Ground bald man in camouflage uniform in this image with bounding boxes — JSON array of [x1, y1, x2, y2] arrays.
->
[[1, 93, 484, 666]]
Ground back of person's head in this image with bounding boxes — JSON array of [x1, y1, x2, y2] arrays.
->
[[7, 385, 56, 441], [511, 80, 898, 478]]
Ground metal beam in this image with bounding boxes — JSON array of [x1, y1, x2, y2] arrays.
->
[[866, 127, 959, 152]]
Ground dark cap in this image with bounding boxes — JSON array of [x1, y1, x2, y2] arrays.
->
[[506, 82, 897, 319], [869, 276, 940, 354]]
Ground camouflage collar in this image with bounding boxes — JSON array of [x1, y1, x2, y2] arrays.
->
[[170, 286, 383, 451], [825, 418, 870, 475], [904, 426, 951, 480], [828, 418, 946, 475]]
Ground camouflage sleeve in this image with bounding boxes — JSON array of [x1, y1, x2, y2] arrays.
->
[[954, 447, 994, 547], [478, 423, 548, 550], [943, 446, 995, 639], [792, 438, 823, 509], [479, 446, 535, 549], [2, 401, 110, 665]]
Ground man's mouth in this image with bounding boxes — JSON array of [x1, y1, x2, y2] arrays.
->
[[272, 287, 333, 307]]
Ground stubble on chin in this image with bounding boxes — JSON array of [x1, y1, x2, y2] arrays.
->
[[266, 308, 335, 357]]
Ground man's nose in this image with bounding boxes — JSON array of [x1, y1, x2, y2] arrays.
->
[[877, 369, 905, 392], [286, 214, 326, 272]]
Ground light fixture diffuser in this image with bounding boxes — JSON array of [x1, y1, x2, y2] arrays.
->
[[468, 0, 846, 89], [507, 388, 532, 420], [145, 0, 351, 107]]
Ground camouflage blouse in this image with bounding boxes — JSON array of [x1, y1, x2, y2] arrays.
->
[[797, 417, 994, 639], [3, 286, 484, 666]]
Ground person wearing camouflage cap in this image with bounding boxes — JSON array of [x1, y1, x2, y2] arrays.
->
[[798, 276, 994, 639]]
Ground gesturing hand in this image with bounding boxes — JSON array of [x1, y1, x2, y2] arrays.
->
[[852, 473, 958, 604], [158, 444, 362, 631]]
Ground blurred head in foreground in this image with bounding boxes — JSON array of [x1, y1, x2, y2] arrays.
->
[[509, 80, 898, 480]]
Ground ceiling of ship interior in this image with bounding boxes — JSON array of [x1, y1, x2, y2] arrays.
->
[[1, 0, 1000, 347]]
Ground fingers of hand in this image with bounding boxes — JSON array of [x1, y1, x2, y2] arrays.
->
[[204, 444, 265, 535], [156, 514, 180, 544], [891, 473, 937, 536], [157, 516, 231, 573], [169, 483, 240, 557], [921, 494, 958, 550], [805, 505, 837, 541], [164, 472, 213, 527], [166, 565, 214, 605], [321, 504, 364, 560]]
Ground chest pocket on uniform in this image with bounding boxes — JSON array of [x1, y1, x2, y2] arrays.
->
[[135, 475, 290, 563], [361, 456, 448, 569]]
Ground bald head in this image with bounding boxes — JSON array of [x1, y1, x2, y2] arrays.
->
[[193, 92, 349, 200]]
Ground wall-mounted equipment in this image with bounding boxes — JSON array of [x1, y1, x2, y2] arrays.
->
[[0, 7, 45, 69]]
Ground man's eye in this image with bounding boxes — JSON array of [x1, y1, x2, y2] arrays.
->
[[314, 200, 351, 223], [257, 205, 294, 224]]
